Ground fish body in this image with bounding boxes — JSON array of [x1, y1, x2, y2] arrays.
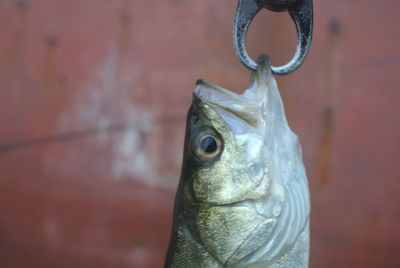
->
[[165, 57, 310, 268]]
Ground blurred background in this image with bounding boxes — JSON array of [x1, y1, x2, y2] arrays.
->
[[0, 0, 399, 267]]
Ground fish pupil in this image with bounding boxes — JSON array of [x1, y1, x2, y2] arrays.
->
[[200, 136, 217, 153]]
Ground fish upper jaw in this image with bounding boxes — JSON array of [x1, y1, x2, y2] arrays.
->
[[212, 183, 284, 219], [191, 160, 271, 206]]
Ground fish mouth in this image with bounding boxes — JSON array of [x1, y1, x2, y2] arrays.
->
[[195, 58, 272, 131], [195, 79, 259, 127]]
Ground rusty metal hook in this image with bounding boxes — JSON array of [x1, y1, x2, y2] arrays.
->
[[233, 0, 313, 75]]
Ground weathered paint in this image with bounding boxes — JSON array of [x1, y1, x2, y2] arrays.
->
[[0, 0, 399, 267]]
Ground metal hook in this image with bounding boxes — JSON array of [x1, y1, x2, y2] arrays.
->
[[233, 0, 313, 75]]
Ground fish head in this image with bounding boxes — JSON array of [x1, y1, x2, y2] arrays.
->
[[177, 57, 310, 266], [182, 58, 285, 206], [183, 85, 269, 206]]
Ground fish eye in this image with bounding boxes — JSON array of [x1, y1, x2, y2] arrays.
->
[[194, 133, 222, 162]]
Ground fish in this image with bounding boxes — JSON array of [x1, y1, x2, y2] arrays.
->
[[164, 56, 310, 268]]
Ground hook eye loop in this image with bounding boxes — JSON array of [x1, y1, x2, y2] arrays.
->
[[233, 0, 313, 75]]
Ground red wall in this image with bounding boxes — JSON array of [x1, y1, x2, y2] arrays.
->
[[0, 0, 399, 267]]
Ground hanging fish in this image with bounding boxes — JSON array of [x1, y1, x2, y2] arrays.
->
[[164, 57, 310, 268], [164, 0, 313, 266]]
